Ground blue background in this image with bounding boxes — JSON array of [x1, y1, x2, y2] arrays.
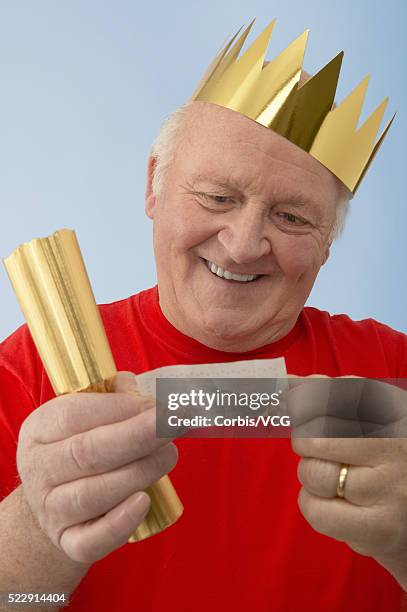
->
[[0, 0, 405, 341]]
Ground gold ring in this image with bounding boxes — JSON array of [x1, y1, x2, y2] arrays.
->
[[336, 464, 349, 499]]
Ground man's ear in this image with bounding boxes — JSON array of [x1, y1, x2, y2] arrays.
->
[[145, 153, 157, 219], [322, 244, 331, 266]]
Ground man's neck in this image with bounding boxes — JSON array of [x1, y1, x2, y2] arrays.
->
[[158, 299, 298, 353]]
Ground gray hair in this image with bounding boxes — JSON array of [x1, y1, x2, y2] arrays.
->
[[151, 104, 349, 241]]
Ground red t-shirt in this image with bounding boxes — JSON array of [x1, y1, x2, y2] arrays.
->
[[1, 286, 406, 612]]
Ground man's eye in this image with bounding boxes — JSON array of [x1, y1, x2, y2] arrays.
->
[[207, 194, 232, 204], [195, 192, 235, 212], [277, 212, 307, 226]]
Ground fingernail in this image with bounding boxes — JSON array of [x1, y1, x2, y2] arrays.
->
[[133, 492, 150, 517]]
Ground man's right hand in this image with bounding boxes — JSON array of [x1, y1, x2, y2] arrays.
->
[[16, 371, 178, 565]]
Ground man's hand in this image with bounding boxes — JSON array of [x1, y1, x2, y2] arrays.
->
[[16, 371, 178, 565], [287, 376, 407, 590]]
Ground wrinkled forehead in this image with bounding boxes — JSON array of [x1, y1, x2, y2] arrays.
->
[[175, 101, 346, 201]]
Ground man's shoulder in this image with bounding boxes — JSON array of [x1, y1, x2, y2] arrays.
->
[[98, 289, 141, 314], [0, 322, 40, 389], [302, 306, 407, 376], [0, 323, 41, 442], [97, 287, 155, 350], [303, 306, 406, 340], [97, 286, 154, 323]]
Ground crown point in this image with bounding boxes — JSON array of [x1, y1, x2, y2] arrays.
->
[[242, 18, 256, 35], [263, 18, 277, 36], [243, 19, 256, 40], [301, 29, 310, 48]]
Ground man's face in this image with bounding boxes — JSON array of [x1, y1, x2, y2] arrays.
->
[[146, 102, 346, 351]]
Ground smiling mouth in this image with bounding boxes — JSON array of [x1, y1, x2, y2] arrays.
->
[[203, 258, 262, 283]]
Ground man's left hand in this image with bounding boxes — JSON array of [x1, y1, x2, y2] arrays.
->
[[287, 377, 407, 591]]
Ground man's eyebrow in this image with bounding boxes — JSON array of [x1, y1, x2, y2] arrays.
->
[[187, 173, 254, 192], [272, 193, 319, 209]]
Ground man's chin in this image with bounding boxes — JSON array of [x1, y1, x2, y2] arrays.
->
[[199, 309, 261, 343]]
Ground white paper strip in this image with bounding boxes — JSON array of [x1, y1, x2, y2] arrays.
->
[[136, 357, 287, 397]]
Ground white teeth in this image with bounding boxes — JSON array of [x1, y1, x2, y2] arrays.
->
[[205, 260, 259, 282]]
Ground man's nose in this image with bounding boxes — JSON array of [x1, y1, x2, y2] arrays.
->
[[217, 206, 271, 264]]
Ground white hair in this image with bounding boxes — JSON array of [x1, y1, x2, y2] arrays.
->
[[151, 104, 190, 197], [150, 104, 349, 241]]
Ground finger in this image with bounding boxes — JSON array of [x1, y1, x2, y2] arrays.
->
[[59, 490, 151, 563], [42, 406, 174, 484], [45, 443, 178, 531], [297, 458, 381, 506], [286, 378, 406, 427], [285, 374, 331, 389], [291, 415, 397, 438], [297, 487, 396, 554], [291, 436, 390, 467], [32, 372, 155, 443], [361, 380, 407, 424], [285, 378, 364, 426], [112, 372, 155, 410]]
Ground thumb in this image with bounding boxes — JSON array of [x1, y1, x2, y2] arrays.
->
[[113, 371, 155, 414], [286, 373, 330, 390], [113, 371, 142, 395]]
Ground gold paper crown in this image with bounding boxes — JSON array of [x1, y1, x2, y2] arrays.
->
[[191, 19, 395, 193]]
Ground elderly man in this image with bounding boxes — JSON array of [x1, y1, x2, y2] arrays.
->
[[0, 20, 406, 612]]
